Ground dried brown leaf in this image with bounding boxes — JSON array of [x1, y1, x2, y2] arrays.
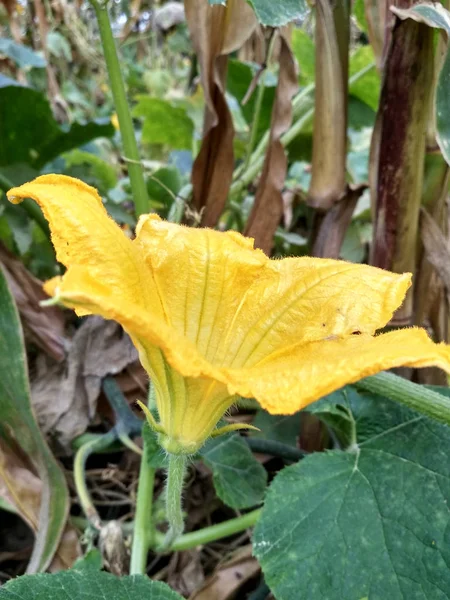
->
[[312, 186, 364, 258], [0, 438, 81, 571], [167, 550, 204, 598], [189, 545, 259, 600], [420, 209, 450, 302], [185, 0, 257, 226], [0, 244, 66, 361], [307, 0, 349, 211], [31, 316, 138, 450], [245, 35, 298, 253], [0, 0, 16, 16]]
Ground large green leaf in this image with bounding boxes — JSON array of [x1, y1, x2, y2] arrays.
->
[[255, 387, 450, 599], [0, 267, 69, 573], [133, 97, 194, 149], [392, 3, 450, 166], [247, 0, 308, 26], [201, 434, 267, 509], [0, 571, 183, 599], [0, 86, 114, 168]]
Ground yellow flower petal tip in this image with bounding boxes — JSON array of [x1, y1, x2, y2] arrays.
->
[[10, 174, 450, 453]]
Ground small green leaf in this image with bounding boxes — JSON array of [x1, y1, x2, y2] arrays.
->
[[142, 422, 168, 469], [252, 410, 301, 447], [72, 549, 103, 572], [201, 434, 267, 509], [64, 149, 118, 192], [133, 97, 194, 149], [291, 29, 315, 83], [0, 267, 69, 573], [349, 46, 380, 111], [147, 166, 182, 212], [0, 571, 183, 599], [255, 388, 450, 599], [247, 0, 309, 27], [0, 38, 46, 68]]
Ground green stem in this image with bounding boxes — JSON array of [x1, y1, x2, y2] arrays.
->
[[163, 453, 188, 547], [154, 508, 261, 551], [90, 0, 149, 216], [130, 438, 155, 574], [242, 33, 278, 174], [355, 371, 450, 425], [0, 173, 50, 237], [73, 430, 117, 529]]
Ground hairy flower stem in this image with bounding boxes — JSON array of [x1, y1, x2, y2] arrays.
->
[[130, 439, 156, 574], [90, 0, 149, 217], [163, 453, 188, 548], [356, 371, 450, 425]]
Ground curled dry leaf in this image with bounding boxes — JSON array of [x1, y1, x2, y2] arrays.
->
[[0, 243, 66, 361], [245, 35, 298, 254], [185, 0, 257, 226], [0, 438, 81, 571], [312, 185, 364, 258], [99, 520, 128, 576], [189, 545, 260, 600], [167, 549, 205, 598], [420, 208, 450, 305], [307, 0, 349, 211], [31, 316, 138, 450]]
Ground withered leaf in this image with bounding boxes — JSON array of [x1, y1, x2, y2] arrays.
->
[[31, 316, 138, 450], [189, 545, 259, 600], [185, 0, 257, 226], [307, 0, 349, 211], [245, 35, 298, 254]]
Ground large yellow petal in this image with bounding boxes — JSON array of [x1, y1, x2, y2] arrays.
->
[[216, 258, 411, 367], [134, 214, 268, 359], [7, 175, 164, 319], [222, 328, 450, 414]]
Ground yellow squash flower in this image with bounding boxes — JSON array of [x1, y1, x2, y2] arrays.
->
[[8, 175, 450, 454]]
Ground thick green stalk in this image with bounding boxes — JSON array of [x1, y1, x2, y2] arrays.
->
[[163, 453, 187, 548], [130, 439, 155, 574], [355, 371, 450, 425], [155, 508, 261, 551], [90, 0, 149, 216]]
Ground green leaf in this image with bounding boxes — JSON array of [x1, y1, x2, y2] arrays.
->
[[0, 267, 69, 573], [147, 166, 182, 212], [349, 46, 380, 111], [391, 3, 450, 166], [0, 38, 46, 68], [46, 31, 72, 61], [255, 387, 450, 599], [201, 434, 267, 509], [0, 86, 114, 168], [142, 422, 168, 469], [0, 571, 183, 599], [252, 410, 301, 447], [3, 204, 33, 255], [247, 0, 309, 27], [227, 60, 275, 144], [72, 549, 103, 572], [291, 29, 315, 83], [133, 97, 194, 149], [64, 149, 118, 192]]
